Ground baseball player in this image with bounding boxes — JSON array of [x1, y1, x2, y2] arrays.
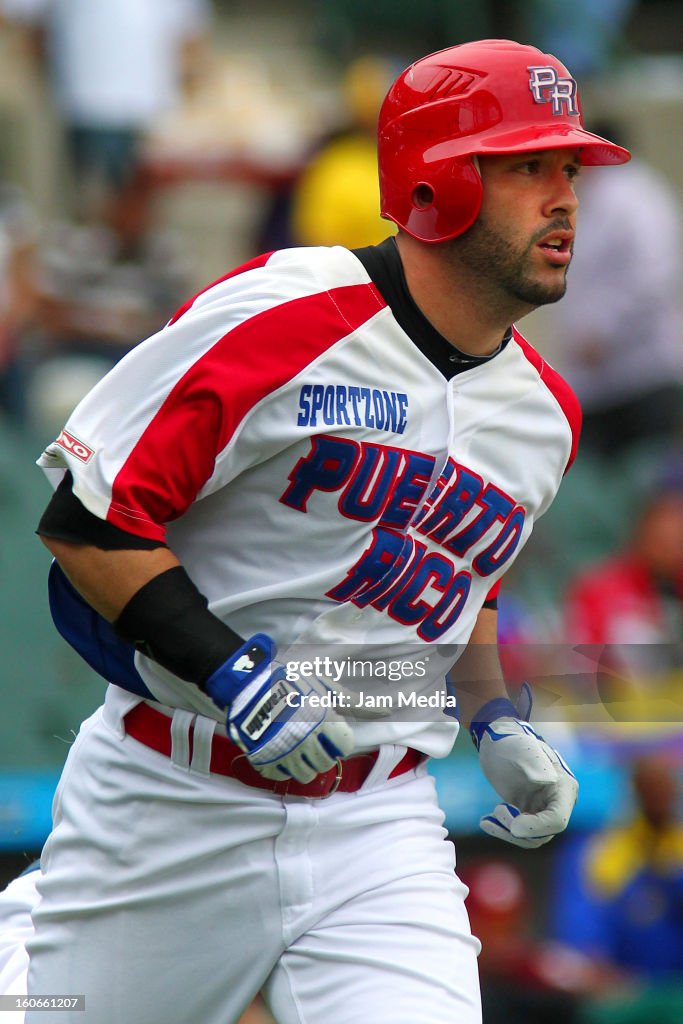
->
[[0, 863, 39, 1024], [28, 39, 629, 1024]]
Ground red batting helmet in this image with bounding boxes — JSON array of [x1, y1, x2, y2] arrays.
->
[[378, 39, 631, 243]]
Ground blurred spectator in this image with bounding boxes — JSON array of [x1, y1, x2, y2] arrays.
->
[[1, 0, 211, 254], [258, 55, 397, 252], [523, 0, 637, 78], [33, 221, 189, 360], [0, 182, 40, 423], [289, 55, 396, 249], [313, 0, 501, 61], [549, 134, 683, 462], [551, 753, 683, 1022], [24, 221, 191, 441], [564, 461, 683, 703], [460, 858, 618, 1024]]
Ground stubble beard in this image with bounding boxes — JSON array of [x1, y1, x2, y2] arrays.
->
[[448, 214, 571, 310]]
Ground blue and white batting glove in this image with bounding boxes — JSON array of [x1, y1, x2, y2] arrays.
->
[[203, 634, 354, 784], [470, 686, 578, 850]]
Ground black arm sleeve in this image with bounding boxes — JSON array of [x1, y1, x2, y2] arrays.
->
[[114, 567, 246, 686], [38, 473, 246, 685], [37, 472, 165, 550]]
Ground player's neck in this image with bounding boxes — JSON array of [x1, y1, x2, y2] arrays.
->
[[395, 233, 534, 357]]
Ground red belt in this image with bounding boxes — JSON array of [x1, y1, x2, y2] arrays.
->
[[123, 702, 424, 798]]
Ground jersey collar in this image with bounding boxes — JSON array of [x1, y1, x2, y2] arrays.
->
[[352, 236, 511, 380]]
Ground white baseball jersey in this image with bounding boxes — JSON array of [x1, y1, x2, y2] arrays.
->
[[39, 241, 580, 757]]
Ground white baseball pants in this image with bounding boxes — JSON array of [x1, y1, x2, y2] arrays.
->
[[0, 868, 37, 1024], [26, 686, 481, 1024]]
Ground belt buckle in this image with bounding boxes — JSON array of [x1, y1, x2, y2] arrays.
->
[[321, 758, 343, 799]]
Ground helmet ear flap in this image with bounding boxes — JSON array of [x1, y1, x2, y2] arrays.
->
[[400, 155, 484, 242]]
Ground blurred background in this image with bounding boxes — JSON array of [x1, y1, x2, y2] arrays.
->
[[1, 1, 683, 1021]]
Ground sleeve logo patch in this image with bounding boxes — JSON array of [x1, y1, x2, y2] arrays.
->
[[55, 430, 95, 464]]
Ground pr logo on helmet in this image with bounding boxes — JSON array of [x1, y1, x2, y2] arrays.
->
[[527, 65, 578, 116]]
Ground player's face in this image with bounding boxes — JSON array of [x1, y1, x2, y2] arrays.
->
[[452, 149, 581, 308]]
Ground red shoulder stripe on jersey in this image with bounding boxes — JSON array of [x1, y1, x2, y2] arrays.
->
[[107, 283, 386, 539], [512, 327, 582, 472], [167, 251, 275, 326], [485, 579, 502, 602]]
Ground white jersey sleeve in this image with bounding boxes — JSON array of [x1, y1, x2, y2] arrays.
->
[[38, 248, 385, 540]]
